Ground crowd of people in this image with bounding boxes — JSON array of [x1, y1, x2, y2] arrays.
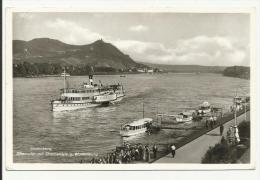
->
[[89, 143, 159, 164], [205, 116, 218, 129]]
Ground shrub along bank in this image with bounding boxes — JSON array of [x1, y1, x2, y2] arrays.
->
[[201, 121, 250, 164]]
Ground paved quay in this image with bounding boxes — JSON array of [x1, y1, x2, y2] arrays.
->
[[154, 111, 250, 163]]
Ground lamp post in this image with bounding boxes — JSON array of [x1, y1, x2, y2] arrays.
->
[[234, 97, 237, 126], [63, 68, 67, 93], [142, 99, 145, 119], [244, 101, 247, 121]]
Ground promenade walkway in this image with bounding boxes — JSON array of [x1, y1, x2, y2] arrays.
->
[[154, 111, 250, 163]]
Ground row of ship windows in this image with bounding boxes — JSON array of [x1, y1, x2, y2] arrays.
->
[[123, 125, 146, 130], [66, 90, 96, 93], [67, 97, 90, 101], [59, 103, 88, 106], [64, 90, 109, 93]]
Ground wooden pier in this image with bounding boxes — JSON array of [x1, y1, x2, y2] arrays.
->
[[157, 126, 202, 130]]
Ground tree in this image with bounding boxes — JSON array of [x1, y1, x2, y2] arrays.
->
[[223, 66, 250, 79]]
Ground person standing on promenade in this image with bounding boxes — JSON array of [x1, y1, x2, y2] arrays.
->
[[138, 144, 143, 161], [220, 124, 224, 135], [209, 116, 214, 129], [205, 119, 208, 129], [145, 146, 150, 162], [234, 125, 240, 144], [152, 144, 158, 159], [134, 147, 139, 161], [227, 127, 235, 145], [171, 144, 176, 158], [230, 105, 234, 112], [213, 116, 217, 125], [143, 145, 147, 161]]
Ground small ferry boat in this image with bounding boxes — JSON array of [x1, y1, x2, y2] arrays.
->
[[51, 70, 125, 112], [120, 102, 152, 137], [156, 110, 194, 124], [120, 118, 153, 137], [174, 111, 194, 123], [198, 101, 212, 115]]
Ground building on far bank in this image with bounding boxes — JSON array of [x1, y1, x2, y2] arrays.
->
[[147, 69, 154, 73], [137, 69, 145, 73]]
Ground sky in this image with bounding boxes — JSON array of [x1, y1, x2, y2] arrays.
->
[[13, 12, 250, 66]]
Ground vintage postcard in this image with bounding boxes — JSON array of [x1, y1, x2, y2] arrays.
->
[[3, 6, 257, 170]]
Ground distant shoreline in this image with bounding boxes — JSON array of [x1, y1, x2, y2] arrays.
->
[[13, 72, 231, 79], [13, 70, 249, 80], [13, 72, 163, 78]]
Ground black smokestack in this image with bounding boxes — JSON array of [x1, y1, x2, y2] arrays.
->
[[89, 75, 93, 85]]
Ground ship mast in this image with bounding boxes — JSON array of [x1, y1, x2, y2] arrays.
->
[[63, 68, 66, 91], [142, 100, 144, 119]]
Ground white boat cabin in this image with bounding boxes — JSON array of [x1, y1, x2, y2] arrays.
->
[[175, 112, 193, 122], [61, 72, 70, 77], [156, 111, 193, 123], [120, 118, 153, 137], [198, 101, 211, 114]]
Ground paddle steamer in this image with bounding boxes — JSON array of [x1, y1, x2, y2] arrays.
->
[[51, 70, 125, 112]]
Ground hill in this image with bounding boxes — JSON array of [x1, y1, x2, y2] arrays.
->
[[141, 62, 226, 73], [13, 38, 144, 70], [223, 66, 250, 79]]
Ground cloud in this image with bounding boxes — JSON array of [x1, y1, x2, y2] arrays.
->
[[17, 13, 35, 20], [227, 49, 247, 64], [111, 35, 249, 66], [129, 25, 148, 32], [112, 40, 166, 54], [176, 36, 233, 54], [44, 18, 103, 45], [172, 36, 248, 66]]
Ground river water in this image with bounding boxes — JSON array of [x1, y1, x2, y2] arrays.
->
[[13, 73, 249, 163]]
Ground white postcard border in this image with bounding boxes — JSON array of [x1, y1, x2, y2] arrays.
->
[[4, 6, 258, 171]]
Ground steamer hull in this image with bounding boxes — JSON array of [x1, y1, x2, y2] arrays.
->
[[51, 101, 101, 112]]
